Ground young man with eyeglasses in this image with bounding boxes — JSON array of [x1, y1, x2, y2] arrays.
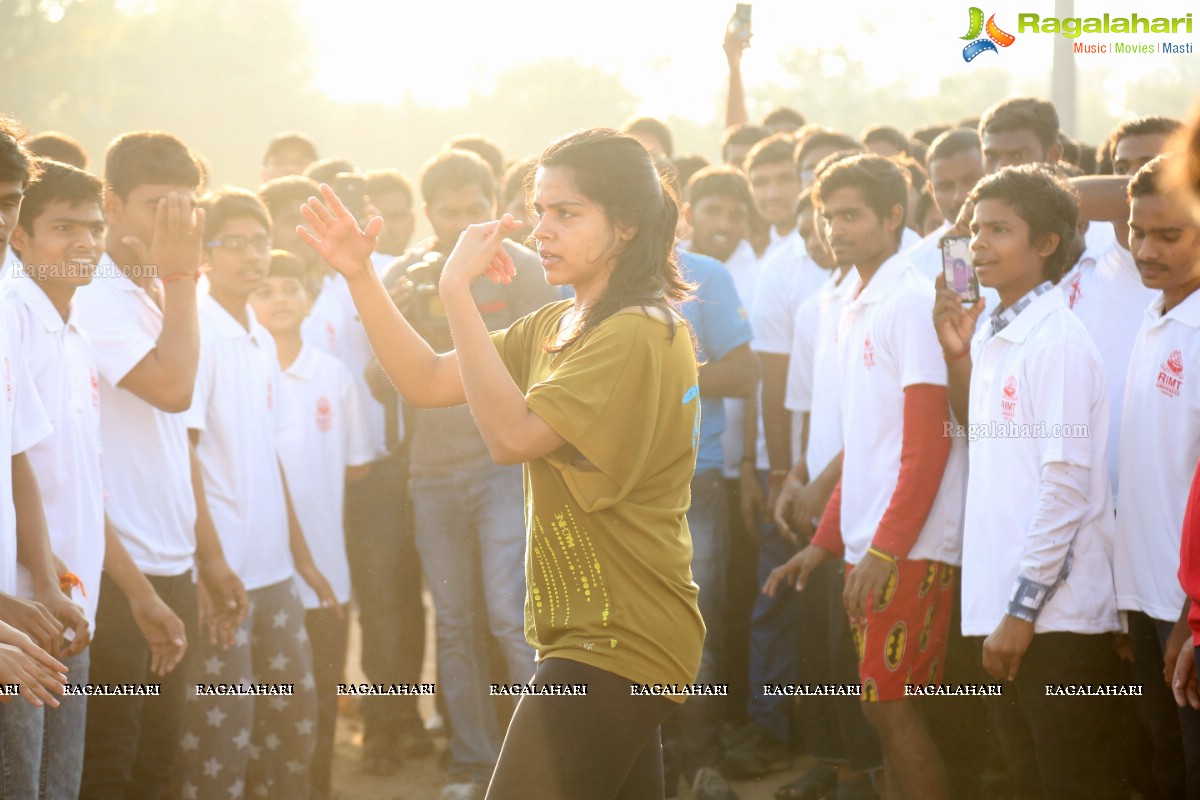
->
[[175, 187, 332, 799]]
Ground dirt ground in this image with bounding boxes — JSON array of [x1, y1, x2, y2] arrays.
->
[[328, 604, 813, 800]]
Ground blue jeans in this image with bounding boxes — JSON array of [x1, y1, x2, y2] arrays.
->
[[344, 452, 425, 749], [411, 461, 533, 782], [746, 470, 804, 744], [675, 468, 729, 771], [0, 649, 90, 799]]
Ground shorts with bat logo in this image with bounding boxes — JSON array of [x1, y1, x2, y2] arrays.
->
[[845, 558, 956, 702]]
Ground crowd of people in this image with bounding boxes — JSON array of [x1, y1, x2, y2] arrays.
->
[[2, 25, 1200, 800]]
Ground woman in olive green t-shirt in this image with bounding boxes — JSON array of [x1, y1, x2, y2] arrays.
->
[[299, 128, 703, 799]]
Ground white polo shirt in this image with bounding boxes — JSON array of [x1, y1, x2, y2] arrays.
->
[[796, 269, 857, 481], [1064, 239, 1157, 504], [4, 279, 105, 627], [184, 296, 295, 592], [905, 221, 953, 283], [961, 288, 1119, 635], [301, 274, 350, 359], [323, 265, 398, 462], [73, 255, 197, 576], [750, 235, 823, 355], [1114, 289, 1200, 622], [0, 304, 53, 596], [836, 253, 966, 566], [2, 245, 21, 284], [278, 344, 374, 609], [716, 239, 770, 477]]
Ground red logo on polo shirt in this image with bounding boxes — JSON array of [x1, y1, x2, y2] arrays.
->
[[316, 397, 333, 432], [1001, 375, 1017, 420], [1066, 275, 1082, 309], [1158, 349, 1184, 398], [89, 368, 100, 410], [863, 332, 875, 368], [325, 320, 337, 352]]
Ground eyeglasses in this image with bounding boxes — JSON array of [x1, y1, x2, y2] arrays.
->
[[205, 235, 272, 253]]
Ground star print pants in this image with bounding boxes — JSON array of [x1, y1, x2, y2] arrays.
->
[[175, 579, 317, 800]]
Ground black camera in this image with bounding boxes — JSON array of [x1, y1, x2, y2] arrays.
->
[[406, 252, 451, 347]]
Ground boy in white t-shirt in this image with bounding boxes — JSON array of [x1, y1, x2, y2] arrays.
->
[[934, 165, 1124, 799], [250, 249, 373, 799], [1113, 155, 1200, 798], [177, 189, 332, 799], [3, 156, 191, 798], [0, 120, 81, 716], [74, 132, 249, 799]]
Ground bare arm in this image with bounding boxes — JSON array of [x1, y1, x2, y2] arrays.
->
[[102, 517, 187, 676], [299, 186, 466, 409], [760, 353, 792, 472], [13, 453, 88, 656], [1073, 175, 1132, 251], [724, 28, 749, 131], [188, 432, 248, 647], [115, 194, 205, 412], [438, 218, 568, 465], [699, 343, 758, 398]]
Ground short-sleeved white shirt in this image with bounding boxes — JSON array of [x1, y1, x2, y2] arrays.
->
[[184, 296, 295, 591], [0, 304, 53, 595], [750, 234, 825, 355], [1114, 290, 1200, 621], [716, 239, 770, 476], [2, 245, 21, 284], [1063, 240, 1157, 505], [4, 279, 105, 627], [802, 269, 857, 480], [961, 289, 1119, 635], [321, 267, 399, 462], [301, 274, 349, 359], [278, 344, 374, 609], [73, 255, 197, 576], [836, 253, 966, 566]]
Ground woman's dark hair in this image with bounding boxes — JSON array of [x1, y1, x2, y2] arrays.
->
[[538, 128, 690, 352]]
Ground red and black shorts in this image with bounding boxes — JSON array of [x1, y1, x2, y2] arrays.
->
[[846, 558, 956, 702]]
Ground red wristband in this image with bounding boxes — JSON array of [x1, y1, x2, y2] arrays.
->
[[161, 270, 200, 285]]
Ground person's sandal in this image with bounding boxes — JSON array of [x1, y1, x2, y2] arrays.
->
[[773, 764, 838, 800]]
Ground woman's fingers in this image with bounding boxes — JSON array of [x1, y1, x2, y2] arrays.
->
[[300, 202, 330, 237], [319, 183, 355, 222]]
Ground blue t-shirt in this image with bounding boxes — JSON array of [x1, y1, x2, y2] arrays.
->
[[677, 250, 753, 475]]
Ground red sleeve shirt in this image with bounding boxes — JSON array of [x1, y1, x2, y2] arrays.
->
[[1178, 458, 1200, 645]]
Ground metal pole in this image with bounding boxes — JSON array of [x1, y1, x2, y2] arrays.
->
[[1051, 0, 1078, 135]]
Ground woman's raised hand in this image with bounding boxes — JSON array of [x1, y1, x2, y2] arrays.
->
[[297, 184, 384, 281], [439, 215, 523, 292]]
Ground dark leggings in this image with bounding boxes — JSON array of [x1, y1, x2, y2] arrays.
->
[[485, 658, 676, 800]]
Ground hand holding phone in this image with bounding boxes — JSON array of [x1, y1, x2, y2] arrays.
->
[[941, 235, 979, 303], [727, 4, 752, 44]]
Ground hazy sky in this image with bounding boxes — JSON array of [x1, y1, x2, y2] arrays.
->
[[299, 0, 1197, 119]]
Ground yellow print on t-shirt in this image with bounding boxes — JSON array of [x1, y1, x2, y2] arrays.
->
[[531, 507, 611, 631]]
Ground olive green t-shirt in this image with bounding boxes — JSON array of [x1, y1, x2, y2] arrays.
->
[[491, 300, 705, 697]]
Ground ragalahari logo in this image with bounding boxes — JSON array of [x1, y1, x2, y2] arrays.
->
[[961, 7, 1016, 61]]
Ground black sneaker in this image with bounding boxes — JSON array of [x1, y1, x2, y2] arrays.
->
[[717, 724, 793, 778]]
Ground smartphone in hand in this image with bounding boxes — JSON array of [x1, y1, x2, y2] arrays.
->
[[728, 3, 752, 43], [941, 235, 979, 303]]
